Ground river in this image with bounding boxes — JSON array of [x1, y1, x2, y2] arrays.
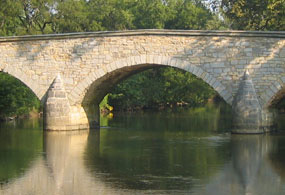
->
[[1, 104, 285, 195]]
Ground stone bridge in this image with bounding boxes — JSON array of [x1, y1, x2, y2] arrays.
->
[[0, 30, 284, 133]]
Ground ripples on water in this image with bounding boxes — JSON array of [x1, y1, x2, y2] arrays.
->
[[1, 105, 285, 194]]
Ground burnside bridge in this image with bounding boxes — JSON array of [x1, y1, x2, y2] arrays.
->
[[0, 30, 284, 133]]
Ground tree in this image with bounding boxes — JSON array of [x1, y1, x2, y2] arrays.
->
[[0, 0, 58, 36], [87, 0, 134, 31], [0, 0, 18, 36], [53, 0, 90, 33], [130, 0, 169, 29], [108, 67, 216, 111], [166, 0, 214, 30], [214, 0, 285, 30]]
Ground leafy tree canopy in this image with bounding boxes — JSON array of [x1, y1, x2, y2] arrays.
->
[[211, 0, 285, 30], [0, 0, 226, 36], [108, 68, 216, 111]]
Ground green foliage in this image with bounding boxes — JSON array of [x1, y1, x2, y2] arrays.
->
[[131, 0, 169, 29], [0, 73, 40, 118], [166, 0, 212, 29], [2, 0, 283, 33], [214, 0, 285, 30], [0, 0, 57, 36], [0, 0, 21, 36], [0, 0, 226, 35], [53, 0, 90, 33], [108, 67, 216, 111], [87, 0, 135, 31], [99, 94, 113, 112]]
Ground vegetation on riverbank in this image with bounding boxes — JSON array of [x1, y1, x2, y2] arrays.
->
[[108, 67, 217, 112], [0, 0, 283, 117]]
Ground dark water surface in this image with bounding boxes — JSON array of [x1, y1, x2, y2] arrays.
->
[[1, 105, 285, 194]]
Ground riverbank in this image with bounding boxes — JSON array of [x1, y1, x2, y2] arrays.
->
[[0, 109, 42, 122]]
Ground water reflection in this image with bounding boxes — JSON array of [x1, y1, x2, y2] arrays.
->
[[1, 130, 134, 195], [85, 128, 231, 192], [204, 135, 285, 195], [1, 107, 285, 194], [232, 136, 271, 192], [84, 130, 285, 195], [44, 131, 90, 194], [1, 130, 285, 195], [268, 133, 285, 182], [0, 119, 42, 184], [103, 105, 232, 134]]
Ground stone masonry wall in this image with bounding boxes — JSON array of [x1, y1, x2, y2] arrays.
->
[[0, 30, 284, 109]]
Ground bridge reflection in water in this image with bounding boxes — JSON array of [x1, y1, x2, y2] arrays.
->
[[1, 131, 285, 195], [204, 135, 285, 195], [0, 131, 132, 195]]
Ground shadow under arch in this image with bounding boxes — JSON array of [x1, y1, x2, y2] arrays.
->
[[262, 85, 285, 130], [260, 77, 283, 108], [69, 55, 233, 127]]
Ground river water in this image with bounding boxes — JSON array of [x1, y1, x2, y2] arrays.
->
[[1, 104, 285, 195]]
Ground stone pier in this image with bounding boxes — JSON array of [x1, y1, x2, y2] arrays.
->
[[232, 71, 275, 134], [44, 74, 97, 131]]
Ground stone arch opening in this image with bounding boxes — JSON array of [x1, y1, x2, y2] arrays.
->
[[264, 86, 285, 109], [0, 71, 41, 120], [68, 55, 232, 129], [71, 56, 232, 106], [264, 85, 285, 131], [0, 68, 43, 101]]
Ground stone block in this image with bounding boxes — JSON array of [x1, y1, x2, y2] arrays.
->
[[55, 91, 66, 98], [196, 68, 203, 77], [281, 76, 285, 83], [211, 62, 225, 68], [169, 58, 177, 67], [192, 66, 199, 75], [186, 65, 194, 73], [280, 49, 285, 57]]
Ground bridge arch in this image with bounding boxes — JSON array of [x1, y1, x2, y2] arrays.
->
[[1, 66, 43, 101], [262, 78, 285, 108], [69, 55, 233, 107]]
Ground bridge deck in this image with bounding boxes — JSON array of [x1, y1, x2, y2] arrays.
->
[[0, 29, 284, 42]]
